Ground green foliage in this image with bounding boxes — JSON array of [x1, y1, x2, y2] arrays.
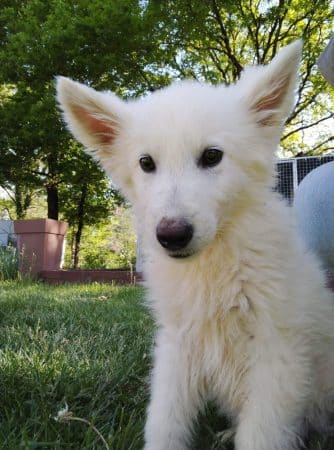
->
[[147, 0, 334, 155], [58, 147, 116, 228], [64, 223, 121, 269], [0, 245, 18, 280], [0, 0, 163, 92], [0, 0, 333, 264], [64, 206, 137, 269], [59, 152, 129, 268], [0, 197, 15, 220], [0, 86, 42, 218], [0, 0, 166, 222], [108, 207, 137, 269]]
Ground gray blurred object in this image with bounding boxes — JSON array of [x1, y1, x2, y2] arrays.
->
[[294, 161, 334, 272], [317, 35, 334, 86], [0, 220, 15, 247]]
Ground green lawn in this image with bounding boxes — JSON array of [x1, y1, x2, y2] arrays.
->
[[0, 281, 331, 449], [0, 282, 151, 449]]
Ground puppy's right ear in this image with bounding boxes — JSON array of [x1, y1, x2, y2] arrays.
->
[[56, 77, 127, 160], [239, 40, 302, 129]]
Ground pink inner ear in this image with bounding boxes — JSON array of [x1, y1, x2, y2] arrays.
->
[[255, 82, 286, 112], [74, 106, 115, 145], [253, 74, 291, 126], [254, 76, 290, 111]]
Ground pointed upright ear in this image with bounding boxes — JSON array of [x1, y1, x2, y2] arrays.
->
[[240, 40, 302, 127], [56, 77, 127, 156]]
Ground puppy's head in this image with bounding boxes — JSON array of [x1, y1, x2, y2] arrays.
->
[[56, 41, 301, 259]]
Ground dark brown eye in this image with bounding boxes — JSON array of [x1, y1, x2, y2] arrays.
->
[[198, 147, 224, 168], [139, 155, 156, 173]]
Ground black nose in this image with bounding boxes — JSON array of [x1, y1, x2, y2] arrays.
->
[[156, 217, 194, 251]]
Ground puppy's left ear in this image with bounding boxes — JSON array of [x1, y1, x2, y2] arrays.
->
[[240, 40, 302, 127]]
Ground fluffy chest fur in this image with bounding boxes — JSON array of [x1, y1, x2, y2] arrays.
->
[[143, 198, 331, 420]]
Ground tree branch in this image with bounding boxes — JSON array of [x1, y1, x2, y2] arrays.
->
[[262, 0, 289, 61], [310, 137, 334, 153], [282, 113, 334, 141], [237, 0, 260, 62], [208, 49, 230, 81], [210, 0, 243, 78]]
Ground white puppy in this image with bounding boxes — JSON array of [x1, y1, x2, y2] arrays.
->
[[57, 41, 334, 450]]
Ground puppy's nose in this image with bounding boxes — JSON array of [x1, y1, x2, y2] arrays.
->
[[156, 217, 193, 251]]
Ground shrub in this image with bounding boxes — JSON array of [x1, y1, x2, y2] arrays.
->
[[64, 206, 137, 270]]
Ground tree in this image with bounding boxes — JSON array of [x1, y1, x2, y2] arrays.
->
[[58, 144, 122, 268], [0, 0, 333, 266], [0, 0, 171, 265], [0, 85, 42, 218], [147, 0, 334, 154], [108, 206, 137, 271], [0, 0, 166, 221], [74, 207, 136, 270]]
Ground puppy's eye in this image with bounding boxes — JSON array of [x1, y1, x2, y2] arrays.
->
[[139, 155, 156, 173], [199, 147, 223, 168]]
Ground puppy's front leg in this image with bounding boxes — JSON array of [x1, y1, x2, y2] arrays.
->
[[234, 342, 309, 450], [144, 331, 201, 450]]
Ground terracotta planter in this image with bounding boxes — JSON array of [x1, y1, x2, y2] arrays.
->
[[14, 219, 68, 275]]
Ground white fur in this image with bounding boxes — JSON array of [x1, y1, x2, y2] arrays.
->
[[56, 41, 334, 449]]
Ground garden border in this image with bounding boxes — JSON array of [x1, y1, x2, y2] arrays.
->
[[38, 269, 143, 285]]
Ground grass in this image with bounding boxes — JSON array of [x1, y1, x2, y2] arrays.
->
[[0, 281, 332, 449], [0, 246, 18, 280], [0, 281, 151, 449]]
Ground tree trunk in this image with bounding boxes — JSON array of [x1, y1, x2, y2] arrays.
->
[[46, 154, 59, 220], [15, 183, 25, 219], [70, 226, 76, 268], [47, 184, 59, 220], [14, 183, 31, 219], [72, 184, 88, 269]]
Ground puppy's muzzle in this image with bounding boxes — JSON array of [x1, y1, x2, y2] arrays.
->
[[156, 217, 193, 251]]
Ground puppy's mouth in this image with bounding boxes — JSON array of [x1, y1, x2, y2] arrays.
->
[[167, 250, 195, 259]]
